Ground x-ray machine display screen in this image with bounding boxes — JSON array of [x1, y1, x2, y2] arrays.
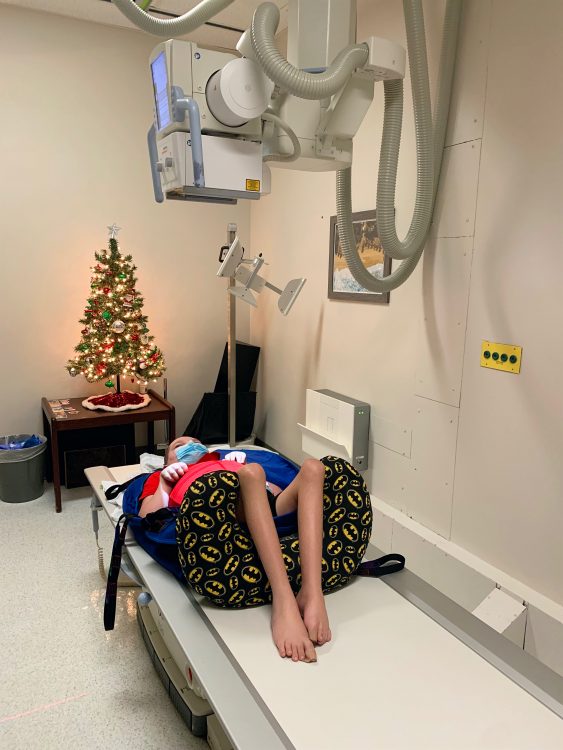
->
[[151, 52, 171, 131]]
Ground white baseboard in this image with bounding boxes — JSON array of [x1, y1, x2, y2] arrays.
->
[[371, 495, 563, 677]]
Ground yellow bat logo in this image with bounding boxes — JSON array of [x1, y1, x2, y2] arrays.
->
[[191, 511, 215, 529], [361, 510, 372, 526], [200, 546, 222, 563], [348, 511, 360, 521], [361, 528, 370, 542], [323, 494, 332, 511], [245, 597, 265, 606], [218, 522, 233, 541], [201, 533, 214, 543], [178, 550, 185, 567], [224, 555, 240, 575], [328, 508, 346, 524], [207, 475, 218, 488], [225, 541, 233, 555], [229, 576, 239, 590], [334, 461, 344, 474], [227, 505, 237, 519], [242, 553, 254, 563], [220, 471, 239, 487], [204, 580, 226, 597], [350, 479, 362, 488], [290, 539, 300, 553], [190, 497, 205, 508], [190, 480, 207, 495], [234, 534, 253, 551], [321, 558, 329, 573], [343, 522, 359, 543], [188, 567, 203, 584], [264, 580, 272, 592], [216, 508, 226, 522], [241, 565, 262, 584], [345, 545, 356, 555], [209, 489, 226, 508], [282, 553, 295, 571], [327, 540, 343, 556], [207, 567, 220, 577], [180, 516, 190, 530], [347, 490, 364, 509], [187, 551, 197, 567], [295, 573, 302, 588], [333, 474, 349, 491], [328, 525, 338, 539], [183, 532, 197, 550], [358, 543, 367, 558], [334, 492, 344, 506], [324, 466, 333, 479], [325, 573, 341, 588], [343, 556, 356, 575], [228, 491, 238, 500], [228, 589, 245, 605], [194, 585, 203, 595], [332, 558, 340, 572]]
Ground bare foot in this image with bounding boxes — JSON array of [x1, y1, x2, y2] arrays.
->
[[296, 588, 332, 646], [271, 595, 317, 663]]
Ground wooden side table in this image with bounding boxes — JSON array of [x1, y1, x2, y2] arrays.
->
[[41, 389, 175, 512]]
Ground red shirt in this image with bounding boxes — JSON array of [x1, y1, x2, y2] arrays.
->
[[139, 453, 243, 509]]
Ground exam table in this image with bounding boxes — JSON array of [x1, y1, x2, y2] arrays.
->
[[86, 463, 563, 750]]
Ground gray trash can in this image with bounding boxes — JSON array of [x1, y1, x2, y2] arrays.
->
[[0, 434, 47, 503]]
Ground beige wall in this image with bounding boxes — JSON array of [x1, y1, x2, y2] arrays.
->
[[250, 0, 563, 605], [0, 5, 250, 441]]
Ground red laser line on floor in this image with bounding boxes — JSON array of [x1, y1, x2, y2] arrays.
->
[[0, 692, 89, 724]]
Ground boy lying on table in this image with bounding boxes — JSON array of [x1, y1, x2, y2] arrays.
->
[[139, 436, 329, 663]]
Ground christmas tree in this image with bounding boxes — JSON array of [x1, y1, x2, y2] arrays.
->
[[67, 225, 166, 399]]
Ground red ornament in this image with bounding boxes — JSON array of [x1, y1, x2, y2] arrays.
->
[[103, 287, 110, 294], [81, 328, 89, 335], [131, 334, 139, 342]]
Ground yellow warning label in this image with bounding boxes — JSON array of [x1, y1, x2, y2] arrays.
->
[[246, 179, 260, 192]]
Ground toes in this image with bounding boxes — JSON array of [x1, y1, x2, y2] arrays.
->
[[307, 626, 318, 644], [277, 643, 286, 658], [304, 641, 317, 663], [297, 642, 305, 662]]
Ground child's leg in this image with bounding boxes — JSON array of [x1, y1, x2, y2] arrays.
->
[[237, 463, 317, 663], [275, 459, 331, 646]]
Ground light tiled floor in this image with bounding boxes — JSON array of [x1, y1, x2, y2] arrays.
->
[[0, 485, 207, 750]]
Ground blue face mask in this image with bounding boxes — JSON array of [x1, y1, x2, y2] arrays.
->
[[175, 441, 209, 465]]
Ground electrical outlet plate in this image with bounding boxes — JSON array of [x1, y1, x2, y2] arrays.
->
[[481, 341, 522, 374]]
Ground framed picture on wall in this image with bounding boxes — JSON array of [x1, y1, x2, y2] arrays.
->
[[328, 210, 391, 303]]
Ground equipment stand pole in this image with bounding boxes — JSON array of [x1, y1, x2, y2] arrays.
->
[[227, 223, 237, 448]]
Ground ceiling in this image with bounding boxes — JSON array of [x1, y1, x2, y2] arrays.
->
[[1, 0, 289, 49]]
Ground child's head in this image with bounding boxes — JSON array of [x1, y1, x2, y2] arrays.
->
[[166, 436, 203, 465]]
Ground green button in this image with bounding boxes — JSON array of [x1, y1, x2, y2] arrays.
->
[[492, 352, 499, 361], [501, 353, 508, 362], [509, 355, 518, 364], [483, 351, 491, 359]]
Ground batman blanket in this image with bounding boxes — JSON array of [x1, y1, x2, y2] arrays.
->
[[176, 455, 373, 608]]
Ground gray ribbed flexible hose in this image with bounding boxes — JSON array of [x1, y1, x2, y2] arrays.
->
[[112, 0, 234, 36], [250, 2, 369, 100], [337, 0, 462, 292]]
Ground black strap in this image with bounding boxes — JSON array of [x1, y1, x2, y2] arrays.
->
[[356, 554, 405, 578], [104, 476, 141, 501], [103, 513, 132, 631]]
